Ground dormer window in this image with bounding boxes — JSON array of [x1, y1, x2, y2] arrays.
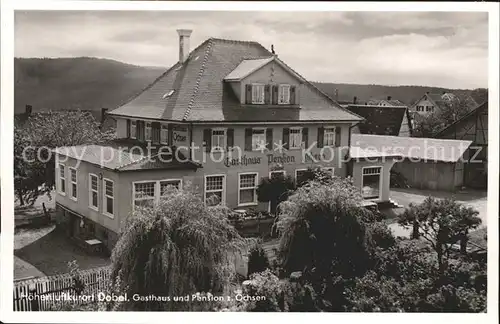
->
[[251, 84, 265, 104], [278, 85, 290, 104]]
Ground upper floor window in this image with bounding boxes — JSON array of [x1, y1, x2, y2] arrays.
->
[[89, 174, 99, 210], [69, 167, 77, 201], [426, 106, 434, 112], [324, 127, 336, 147], [130, 120, 137, 139], [278, 85, 290, 104], [289, 127, 302, 149], [145, 122, 152, 142], [160, 124, 169, 144], [251, 84, 265, 104], [58, 164, 66, 195], [211, 129, 226, 152], [252, 128, 266, 151]]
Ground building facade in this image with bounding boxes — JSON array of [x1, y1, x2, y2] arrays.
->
[[54, 30, 396, 251]]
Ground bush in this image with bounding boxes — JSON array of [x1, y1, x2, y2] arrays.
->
[[247, 244, 270, 277]]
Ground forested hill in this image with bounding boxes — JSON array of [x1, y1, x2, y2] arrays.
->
[[14, 57, 486, 114], [14, 57, 165, 114]]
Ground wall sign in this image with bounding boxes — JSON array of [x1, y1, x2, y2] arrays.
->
[[223, 152, 324, 167], [172, 126, 188, 146]]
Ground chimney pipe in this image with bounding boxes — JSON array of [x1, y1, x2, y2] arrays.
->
[[387, 96, 392, 100], [101, 108, 108, 123], [177, 29, 193, 63], [353, 96, 357, 104], [25, 104, 32, 115]]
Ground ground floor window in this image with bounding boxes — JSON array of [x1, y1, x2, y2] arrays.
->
[[205, 175, 226, 206], [134, 182, 156, 208], [269, 170, 286, 179], [295, 169, 308, 186], [160, 179, 182, 197], [69, 167, 78, 200], [238, 173, 258, 206], [322, 167, 335, 177], [362, 166, 382, 199], [103, 179, 114, 217]]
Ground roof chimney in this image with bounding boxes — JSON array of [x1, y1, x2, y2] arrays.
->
[[353, 96, 357, 104], [271, 44, 275, 55], [177, 29, 192, 63], [25, 104, 32, 115], [387, 96, 392, 100]]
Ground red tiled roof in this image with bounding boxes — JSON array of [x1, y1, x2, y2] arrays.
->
[[108, 38, 362, 123], [351, 134, 472, 163]]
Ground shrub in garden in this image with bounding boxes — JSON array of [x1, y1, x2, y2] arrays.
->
[[247, 244, 270, 277]]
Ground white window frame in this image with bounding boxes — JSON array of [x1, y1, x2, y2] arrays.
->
[[159, 178, 183, 198], [132, 180, 157, 210], [58, 163, 66, 196], [211, 128, 227, 152], [89, 173, 99, 211], [361, 166, 383, 201], [295, 168, 308, 184], [204, 174, 226, 206], [102, 178, 114, 218], [323, 126, 336, 147], [251, 83, 265, 104], [160, 124, 169, 144], [69, 167, 77, 201], [130, 120, 137, 139], [238, 172, 259, 207], [251, 127, 267, 151], [145, 122, 152, 142], [269, 170, 286, 178], [289, 127, 303, 150], [278, 84, 291, 105]]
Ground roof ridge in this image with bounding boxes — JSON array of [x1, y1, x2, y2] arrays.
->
[[183, 38, 215, 121], [209, 37, 265, 46]]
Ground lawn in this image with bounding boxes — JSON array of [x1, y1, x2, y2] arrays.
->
[[14, 225, 110, 279]]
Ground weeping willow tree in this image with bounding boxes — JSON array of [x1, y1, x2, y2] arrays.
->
[[108, 187, 246, 311], [276, 178, 375, 278]]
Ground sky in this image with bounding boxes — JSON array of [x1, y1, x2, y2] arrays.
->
[[14, 10, 489, 89]]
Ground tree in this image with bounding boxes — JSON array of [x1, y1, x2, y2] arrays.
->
[[398, 197, 481, 274], [276, 179, 374, 278], [256, 174, 295, 215], [14, 111, 115, 205], [247, 243, 270, 277], [108, 187, 246, 311], [412, 93, 477, 137]]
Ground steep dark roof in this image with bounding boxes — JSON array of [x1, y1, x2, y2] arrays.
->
[[346, 104, 407, 136], [108, 38, 362, 123]]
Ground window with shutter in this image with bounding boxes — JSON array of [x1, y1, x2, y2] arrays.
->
[[289, 128, 302, 149], [251, 84, 265, 104], [244, 128, 253, 151], [282, 128, 290, 150], [278, 85, 290, 104], [335, 127, 341, 147], [290, 85, 296, 105], [317, 127, 324, 148], [302, 127, 308, 148], [203, 129, 212, 152]]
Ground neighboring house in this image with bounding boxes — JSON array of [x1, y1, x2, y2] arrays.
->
[[352, 134, 473, 192], [367, 96, 406, 107], [54, 29, 403, 251], [346, 104, 412, 137], [434, 101, 488, 189], [410, 92, 478, 117]]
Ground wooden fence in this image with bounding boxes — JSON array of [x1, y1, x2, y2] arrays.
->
[[13, 266, 111, 311]]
